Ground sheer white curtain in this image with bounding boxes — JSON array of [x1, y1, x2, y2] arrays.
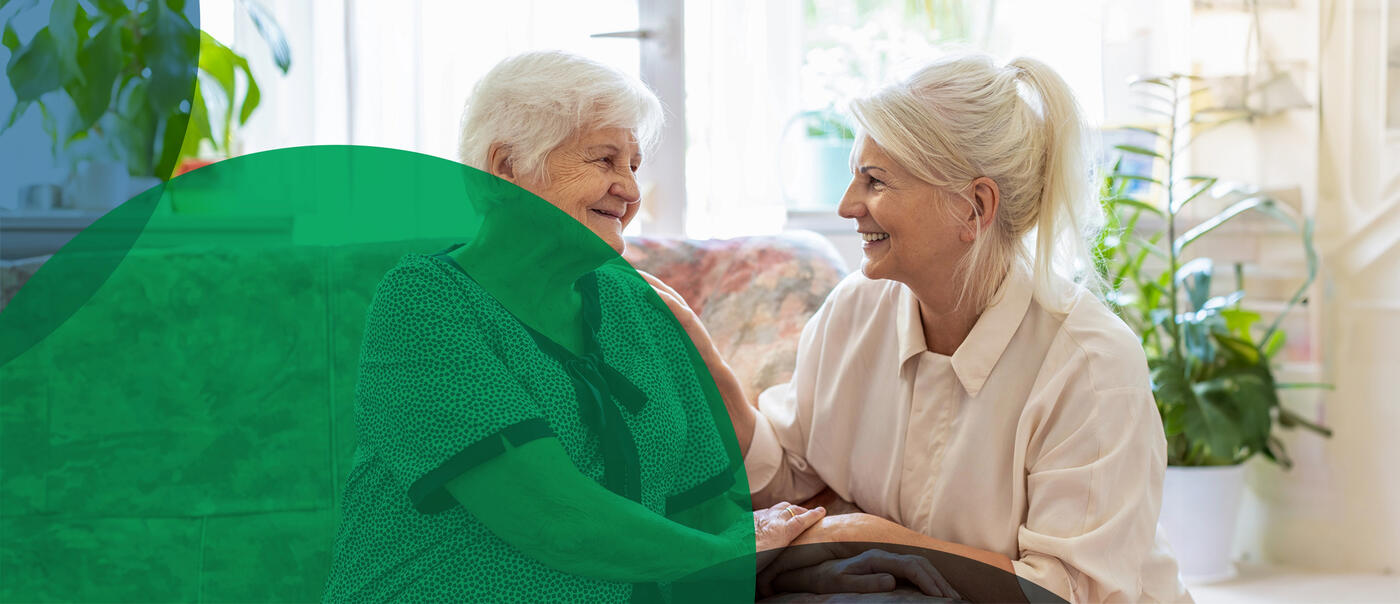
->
[[683, 0, 803, 238], [228, 1, 639, 162]]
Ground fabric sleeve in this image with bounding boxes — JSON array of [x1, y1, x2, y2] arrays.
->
[[648, 281, 739, 515], [1012, 384, 1169, 603], [355, 260, 554, 514], [744, 298, 830, 508], [664, 375, 741, 515]]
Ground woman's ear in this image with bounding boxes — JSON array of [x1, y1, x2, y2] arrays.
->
[[959, 177, 1001, 242], [486, 143, 517, 182]]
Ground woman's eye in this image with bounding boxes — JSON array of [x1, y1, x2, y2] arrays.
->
[[868, 178, 886, 190]]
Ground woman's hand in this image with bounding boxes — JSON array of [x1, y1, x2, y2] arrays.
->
[[768, 549, 963, 600], [755, 501, 827, 552], [756, 513, 893, 593]]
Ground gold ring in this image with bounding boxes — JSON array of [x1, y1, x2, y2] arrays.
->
[[783, 506, 798, 520]]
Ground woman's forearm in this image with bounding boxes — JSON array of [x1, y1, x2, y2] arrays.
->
[[707, 356, 756, 456], [447, 437, 750, 584], [794, 513, 1013, 573]]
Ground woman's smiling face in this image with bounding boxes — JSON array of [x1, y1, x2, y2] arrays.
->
[[511, 127, 643, 254], [838, 135, 971, 286]]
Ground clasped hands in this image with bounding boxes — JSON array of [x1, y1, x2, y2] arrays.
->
[[758, 492, 963, 601]]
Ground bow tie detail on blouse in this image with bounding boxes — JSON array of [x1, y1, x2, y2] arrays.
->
[[559, 351, 647, 503]]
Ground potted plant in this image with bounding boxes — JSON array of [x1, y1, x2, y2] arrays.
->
[[1, 0, 288, 208], [1095, 74, 1332, 583]]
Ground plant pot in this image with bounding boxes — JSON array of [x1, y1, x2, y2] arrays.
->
[[64, 160, 131, 211], [1159, 464, 1246, 584], [785, 137, 853, 210]]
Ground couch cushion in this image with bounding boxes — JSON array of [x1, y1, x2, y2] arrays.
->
[[623, 231, 849, 396]]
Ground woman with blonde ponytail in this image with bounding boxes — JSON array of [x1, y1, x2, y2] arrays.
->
[[714, 54, 1193, 601]]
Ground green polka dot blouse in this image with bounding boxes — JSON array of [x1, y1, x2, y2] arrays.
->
[[322, 249, 735, 602]]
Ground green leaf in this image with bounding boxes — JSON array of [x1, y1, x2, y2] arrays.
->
[[1114, 144, 1165, 159], [177, 78, 213, 161], [235, 54, 259, 124], [155, 106, 191, 179], [110, 78, 156, 175], [1275, 382, 1334, 390], [1153, 356, 1244, 465], [1220, 308, 1261, 341], [1109, 172, 1163, 187], [1172, 176, 1218, 214], [139, 1, 199, 116], [1173, 196, 1272, 254], [197, 31, 236, 148], [1175, 257, 1213, 309], [73, 1, 91, 37], [1262, 217, 1319, 346], [1266, 436, 1293, 470], [7, 28, 63, 101], [1212, 331, 1261, 365], [0, 99, 32, 137], [1105, 195, 1165, 217], [194, 31, 262, 152], [1128, 234, 1167, 260], [62, 22, 123, 134], [236, 0, 291, 72], [1187, 396, 1242, 464], [3, 23, 20, 51], [1262, 329, 1286, 358], [197, 31, 236, 101], [1229, 375, 1275, 455], [93, 0, 130, 18], [1162, 403, 1186, 437], [1277, 407, 1333, 437], [47, 0, 85, 86]]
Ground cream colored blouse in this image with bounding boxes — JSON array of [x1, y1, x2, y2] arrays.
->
[[745, 267, 1191, 603]]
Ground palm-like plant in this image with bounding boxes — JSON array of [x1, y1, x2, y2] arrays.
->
[[1096, 74, 1331, 467]]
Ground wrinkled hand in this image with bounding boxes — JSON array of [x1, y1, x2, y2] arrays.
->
[[753, 502, 826, 571], [768, 549, 963, 599]]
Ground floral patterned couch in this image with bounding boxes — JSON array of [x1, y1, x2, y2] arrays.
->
[[623, 231, 849, 396], [0, 231, 849, 602]]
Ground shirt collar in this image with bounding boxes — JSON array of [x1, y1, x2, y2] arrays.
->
[[896, 266, 1034, 397]]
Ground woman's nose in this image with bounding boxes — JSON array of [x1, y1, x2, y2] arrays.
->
[[611, 177, 641, 204], [837, 180, 865, 219]]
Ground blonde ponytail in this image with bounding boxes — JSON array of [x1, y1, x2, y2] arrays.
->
[[1009, 57, 1104, 305]]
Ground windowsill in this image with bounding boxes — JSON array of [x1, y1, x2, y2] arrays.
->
[[785, 208, 849, 234], [1189, 563, 1399, 603], [0, 210, 294, 260]]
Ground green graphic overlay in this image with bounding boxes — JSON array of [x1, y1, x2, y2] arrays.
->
[[0, 146, 754, 602]]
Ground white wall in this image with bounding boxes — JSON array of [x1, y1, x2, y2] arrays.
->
[[1226, 0, 1400, 574]]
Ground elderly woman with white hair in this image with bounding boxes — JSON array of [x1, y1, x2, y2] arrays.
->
[[321, 51, 824, 602], [681, 55, 1194, 602]]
